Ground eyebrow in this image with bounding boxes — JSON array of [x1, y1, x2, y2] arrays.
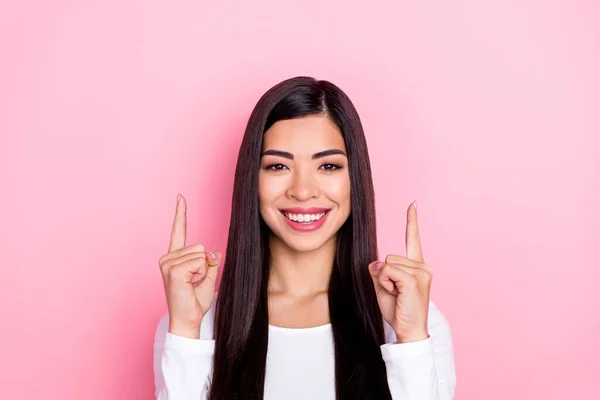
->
[[261, 149, 347, 160]]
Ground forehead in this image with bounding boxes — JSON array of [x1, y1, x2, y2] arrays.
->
[[262, 115, 346, 152]]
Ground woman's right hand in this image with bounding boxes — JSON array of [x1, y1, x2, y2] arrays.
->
[[158, 194, 222, 339]]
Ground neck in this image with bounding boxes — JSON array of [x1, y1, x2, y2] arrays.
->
[[267, 233, 337, 297]]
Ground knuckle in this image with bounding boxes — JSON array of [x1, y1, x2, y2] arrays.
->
[[382, 263, 398, 274], [191, 243, 205, 252], [183, 252, 204, 263], [406, 275, 418, 288], [385, 254, 401, 264], [159, 253, 174, 265], [159, 259, 172, 274], [416, 270, 431, 283], [420, 265, 433, 279], [165, 258, 176, 268], [379, 264, 396, 278], [167, 265, 178, 279], [163, 259, 181, 276]]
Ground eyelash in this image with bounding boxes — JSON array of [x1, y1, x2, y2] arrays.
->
[[264, 163, 342, 171]]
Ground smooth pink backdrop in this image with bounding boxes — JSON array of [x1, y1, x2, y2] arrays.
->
[[2, 0, 599, 399]]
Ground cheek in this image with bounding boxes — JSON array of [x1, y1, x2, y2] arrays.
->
[[258, 174, 283, 211], [322, 175, 351, 205]]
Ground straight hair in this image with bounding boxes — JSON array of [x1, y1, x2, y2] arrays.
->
[[210, 76, 392, 399]]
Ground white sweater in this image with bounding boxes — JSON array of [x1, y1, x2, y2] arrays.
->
[[153, 298, 456, 399]]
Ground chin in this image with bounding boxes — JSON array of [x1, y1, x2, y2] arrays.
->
[[276, 233, 336, 253]]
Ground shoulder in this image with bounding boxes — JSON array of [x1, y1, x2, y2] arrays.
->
[[383, 300, 451, 344], [154, 292, 218, 342]]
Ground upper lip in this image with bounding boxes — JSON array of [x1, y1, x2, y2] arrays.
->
[[279, 207, 331, 214]]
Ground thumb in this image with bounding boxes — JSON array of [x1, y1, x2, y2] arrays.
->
[[205, 250, 222, 282], [368, 261, 384, 283]]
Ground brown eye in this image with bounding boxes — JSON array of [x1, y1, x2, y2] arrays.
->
[[320, 163, 342, 171], [265, 163, 288, 171]]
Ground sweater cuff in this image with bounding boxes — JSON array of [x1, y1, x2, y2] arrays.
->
[[380, 336, 434, 360], [165, 332, 215, 355]]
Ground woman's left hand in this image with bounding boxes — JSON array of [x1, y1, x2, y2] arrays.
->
[[368, 202, 432, 343]]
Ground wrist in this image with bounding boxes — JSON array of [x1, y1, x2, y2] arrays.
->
[[168, 323, 201, 339], [394, 330, 429, 343]]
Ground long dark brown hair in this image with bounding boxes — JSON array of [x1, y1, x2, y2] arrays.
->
[[210, 76, 391, 399]]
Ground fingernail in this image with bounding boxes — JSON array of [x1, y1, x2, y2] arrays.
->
[[177, 193, 181, 204], [413, 200, 417, 211], [374, 262, 384, 271], [208, 251, 216, 260]]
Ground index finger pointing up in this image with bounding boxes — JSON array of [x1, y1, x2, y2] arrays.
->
[[406, 201, 424, 263], [169, 193, 187, 253]]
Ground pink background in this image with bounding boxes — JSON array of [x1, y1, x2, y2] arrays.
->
[[2, 0, 599, 399]]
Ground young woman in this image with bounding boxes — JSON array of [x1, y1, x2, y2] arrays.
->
[[153, 76, 456, 399]]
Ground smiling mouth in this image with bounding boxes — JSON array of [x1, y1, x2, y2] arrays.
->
[[280, 210, 331, 224]]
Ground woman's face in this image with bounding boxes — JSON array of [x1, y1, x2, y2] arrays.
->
[[258, 115, 351, 253]]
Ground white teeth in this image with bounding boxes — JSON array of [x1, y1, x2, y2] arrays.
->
[[283, 211, 327, 223]]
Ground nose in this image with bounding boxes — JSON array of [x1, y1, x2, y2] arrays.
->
[[285, 168, 320, 201]]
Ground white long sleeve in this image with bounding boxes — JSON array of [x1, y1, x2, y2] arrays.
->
[[153, 302, 217, 400], [381, 301, 456, 399], [155, 333, 213, 400], [153, 299, 456, 399]]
